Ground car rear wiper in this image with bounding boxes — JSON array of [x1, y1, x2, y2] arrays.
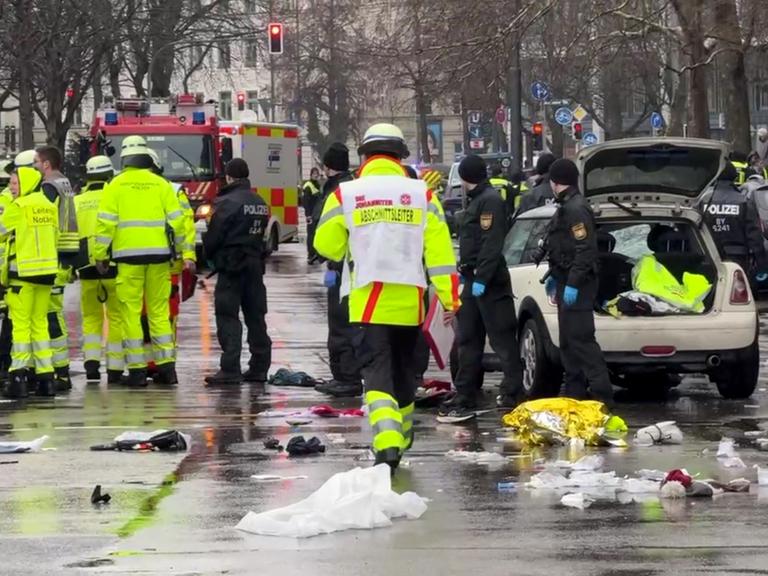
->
[[609, 199, 641, 217]]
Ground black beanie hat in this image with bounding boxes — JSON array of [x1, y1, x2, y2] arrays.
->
[[458, 154, 487, 184], [548, 158, 579, 187], [323, 142, 350, 172], [719, 161, 739, 182], [536, 153, 556, 175], [226, 158, 249, 179]]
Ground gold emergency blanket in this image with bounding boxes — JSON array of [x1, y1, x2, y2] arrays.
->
[[502, 398, 628, 447]]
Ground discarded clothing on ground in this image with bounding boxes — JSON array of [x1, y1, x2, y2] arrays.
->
[[89, 430, 191, 452], [286, 436, 325, 456], [0, 435, 49, 454], [235, 464, 427, 538], [502, 398, 628, 447], [91, 485, 111, 505], [259, 405, 365, 420], [631, 255, 712, 313], [634, 421, 684, 446], [268, 368, 323, 388], [263, 437, 284, 451], [415, 380, 452, 408], [604, 291, 685, 317]]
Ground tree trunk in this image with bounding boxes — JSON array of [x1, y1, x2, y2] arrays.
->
[[16, 0, 34, 148], [715, 0, 750, 154], [679, 0, 711, 139], [599, 57, 624, 141]]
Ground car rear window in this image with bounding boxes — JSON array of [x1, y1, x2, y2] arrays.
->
[[504, 218, 549, 266]]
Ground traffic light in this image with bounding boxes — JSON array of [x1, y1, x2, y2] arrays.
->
[[268, 23, 283, 54], [237, 92, 246, 111], [532, 122, 543, 151], [572, 122, 583, 141]]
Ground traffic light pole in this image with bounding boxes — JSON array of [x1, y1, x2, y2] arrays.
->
[[507, 38, 523, 174], [270, 54, 276, 122]]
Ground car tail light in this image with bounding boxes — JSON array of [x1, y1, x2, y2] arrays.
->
[[641, 345, 676, 358], [730, 269, 751, 304]]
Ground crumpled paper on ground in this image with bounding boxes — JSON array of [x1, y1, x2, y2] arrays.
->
[[236, 464, 427, 538], [0, 435, 48, 454], [502, 398, 627, 447]]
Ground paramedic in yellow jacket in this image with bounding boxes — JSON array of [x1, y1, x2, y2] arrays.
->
[[75, 155, 124, 384], [313, 123, 460, 473], [0, 167, 59, 398], [93, 136, 187, 388]]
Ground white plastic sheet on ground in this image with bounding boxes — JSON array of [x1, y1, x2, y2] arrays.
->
[[235, 464, 427, 538], [445, 450, 507, 464], [0, 435, 49, 454]]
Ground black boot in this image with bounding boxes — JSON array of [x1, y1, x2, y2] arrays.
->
[[36, 373, 56, 397], [84, 360, 100, 382], [55, 367, 72, 392], [126, 369, 148, 388], [4, 370, 28, 399], [153, 362, 178, 385], [107, 370, 125, 385], [315, 379, 363, 398], [241, 368, 267, 383], [205, 369, 242, 385], [0, 356, 10, 384], [374, 447, 401, 475]]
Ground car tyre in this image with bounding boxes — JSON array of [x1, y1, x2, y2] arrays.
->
[[520, 318, 562, 398], [715, 340, 759, 400], [265, 226, 279, 257]]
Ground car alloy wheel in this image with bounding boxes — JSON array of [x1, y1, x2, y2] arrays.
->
[[521, 326, 537, 393]]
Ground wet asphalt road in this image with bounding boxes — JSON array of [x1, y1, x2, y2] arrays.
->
[[4, 241, 768, 575]]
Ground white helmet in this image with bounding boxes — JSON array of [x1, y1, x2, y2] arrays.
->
[[147, 148, 162, 171], [85, 155, 114, 176], [357, 123, 410, 159], [120, 135, 149, 158], [13, 149, 36, 169]]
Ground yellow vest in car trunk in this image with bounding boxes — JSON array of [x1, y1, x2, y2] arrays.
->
[[631, 255, 711, 313]]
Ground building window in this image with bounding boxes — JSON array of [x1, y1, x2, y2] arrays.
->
[[245, 40, 259, 68], [220, 91, 232, 120], [754, 83, 768, 111], [247, 90, 259, 114], [218, 41, 231, 69]]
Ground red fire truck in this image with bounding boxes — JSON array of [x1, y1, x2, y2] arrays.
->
[[90, 94, 223, 212]]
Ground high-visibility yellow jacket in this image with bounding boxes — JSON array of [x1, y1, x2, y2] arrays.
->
[[75, 180, 117, 279], [733, 161, 749, 185], [170, 183, 196, 274], [93, 167, 185, 265], [314, 155, 459, 326], [0, 187, 14, 270], [0, 167, 59, 283]]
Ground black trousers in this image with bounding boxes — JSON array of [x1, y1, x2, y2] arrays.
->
[[354, 324, 420, 408], [453, 275, 523, 406], [214, 260, 272, 376], [327, 279, 361, 384], [0, 315, 11, 370], [306, 220, 318, 259], [556, 279, 613, 404]]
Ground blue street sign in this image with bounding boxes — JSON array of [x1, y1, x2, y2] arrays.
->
[[468, 125, 482, 139], [530, 81, 551, 102], [582, 132, 598, 146], [651, 112, 664, 130], [554, 107, 573, 126]]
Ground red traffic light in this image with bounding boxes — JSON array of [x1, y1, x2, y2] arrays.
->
[[65, 88, 75, 100], [572, 122, 583, 140], [237, 91, 246, 111], [268, 22, 283, 54], [532, 122, 543, 136]]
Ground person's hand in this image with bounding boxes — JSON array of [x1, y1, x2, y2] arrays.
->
[[442, 310, 456, 326], [471, 281, 486, 297], [323, 270, 338, 288], [95, 260, 110, 275], [184, 259, 196, 274], [545, 276, 557, 297], [756, 272, 768, 282], [563, 285, 579, 307]]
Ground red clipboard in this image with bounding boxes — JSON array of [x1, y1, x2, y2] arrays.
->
[[422, 295, 455, 370]]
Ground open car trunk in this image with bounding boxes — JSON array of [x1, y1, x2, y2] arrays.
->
[[594, 219, 718, 316]]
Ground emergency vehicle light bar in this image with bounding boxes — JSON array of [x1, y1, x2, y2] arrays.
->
[[115, 99, 149, 113]]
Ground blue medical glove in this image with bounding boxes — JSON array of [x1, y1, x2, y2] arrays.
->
[[545, 276, 557, 297], [563, 285, 579, 307], [756, 272, 768, 282], [471, 281, 486, 297], [323, 270, 338, 288]]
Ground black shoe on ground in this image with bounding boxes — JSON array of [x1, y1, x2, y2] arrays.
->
[[36, 374, 56, 397], [153, 363, 178, 385], [315, 379, 363, 398], [54, 367, 72, 392], [374, 447, 401, 475], [242, 368, 267, 383], [4, 370, 28, 399], [107, 370, 126, 385], [204, 370, 242, 385], [496, 390, 526, 410], [126, 369, 148, 388], [84, 361, 100, 382], [436, 403, 478, 424]]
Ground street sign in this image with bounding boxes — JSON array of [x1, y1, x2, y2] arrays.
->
[[582, 132, 599, 146], [530, 81, 551, 102], [468, 110, 482, 124], [469, 138, 484, 150], [544, 99, 569, 106], [572, 105, 588, 122], [495, 106, 507, 125], [651, 112, 664, 130], [554, 107, 573, 126], [468, 125, 482, 139]]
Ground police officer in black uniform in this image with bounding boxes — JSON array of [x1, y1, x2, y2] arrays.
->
[[438, 155, 524, 423], [203, 159, 271, 385], [518, 153, 556, 215], [311, 143, 364, 397], [704, 161, 768, 290], [545, 159, 613, 405]]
